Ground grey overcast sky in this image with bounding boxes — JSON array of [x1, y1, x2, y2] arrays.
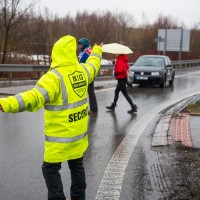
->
[[34, 0, 200, 28]]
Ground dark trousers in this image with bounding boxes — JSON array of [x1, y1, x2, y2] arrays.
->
[[88, 81, 98, 112], [113, 78, 135, 108], [42, 157, 86, 200]]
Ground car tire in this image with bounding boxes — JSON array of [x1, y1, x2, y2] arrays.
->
[[160, 76, 166, 88], [139, 83, 144, 87], [169, 72, 175, 85]]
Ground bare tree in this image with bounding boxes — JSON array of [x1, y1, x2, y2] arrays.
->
[[73, 11, 115, 44], [153, 14, 179, 29], [95, 11, 116, 43], [0, 0, 35, 63], [189, 24, 200, 59], [0, 5, 199, 64], [116, 12, 135, 44]]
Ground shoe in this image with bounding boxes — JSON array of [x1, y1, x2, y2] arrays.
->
[[128, 104, 138, 113], [106, 103, 116, 110]]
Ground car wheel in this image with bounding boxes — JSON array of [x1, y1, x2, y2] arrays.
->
[[169, 72, 175, 85], [139, 83, 144, 87], [160, 76, 166, 88]]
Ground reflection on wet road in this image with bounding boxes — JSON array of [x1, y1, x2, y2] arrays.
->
[[0, 67, 200, 199]]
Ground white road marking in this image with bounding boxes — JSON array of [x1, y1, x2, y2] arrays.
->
[[95, 90, 200, 200]]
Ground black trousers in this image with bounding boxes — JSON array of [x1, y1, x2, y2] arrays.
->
[[88, 81, 98, 112], [42, 157, 86, 200], [113, 78, 135, 108]]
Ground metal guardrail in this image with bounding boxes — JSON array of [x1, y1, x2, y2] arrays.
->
[[172, 59, 200, 68], [0, 59, 200, 81], [0, 64, 116, 82], [0, 64, 115, 72], [0, 64, 49, 72], [1, 60, 200, 72]]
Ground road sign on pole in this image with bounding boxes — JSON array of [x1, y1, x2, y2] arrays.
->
[[157, 29, 190, 52]]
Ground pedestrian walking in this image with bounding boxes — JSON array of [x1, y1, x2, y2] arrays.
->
[[78, 38, 98, 114], [0, 35, 102, 200], [106, 54, 138, 113]]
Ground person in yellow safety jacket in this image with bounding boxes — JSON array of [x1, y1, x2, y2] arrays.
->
[[0, 35, 102, 200]]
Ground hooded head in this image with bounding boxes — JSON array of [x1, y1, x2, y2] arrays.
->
[[51, 35, 79, 68], [78, 38, 90, 51]]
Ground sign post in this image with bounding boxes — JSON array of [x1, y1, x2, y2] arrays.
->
[[155, 36, 165, 55]]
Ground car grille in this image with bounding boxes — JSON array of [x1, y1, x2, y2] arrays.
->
[[134, 72, 152, 75]]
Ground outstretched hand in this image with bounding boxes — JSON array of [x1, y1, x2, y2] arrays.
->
[[0, 105, 4, 112]]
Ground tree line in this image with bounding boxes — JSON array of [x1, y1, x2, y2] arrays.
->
[[1, 0, 200, 64]]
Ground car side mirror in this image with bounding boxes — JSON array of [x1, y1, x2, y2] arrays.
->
[[165, 64, 171, 68]]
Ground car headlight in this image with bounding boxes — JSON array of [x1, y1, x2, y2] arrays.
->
[[151, 72, 159, 76], [131, 71, 134, 75]]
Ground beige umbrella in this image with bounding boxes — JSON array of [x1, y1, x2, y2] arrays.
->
[[102, 43, 133, 54]]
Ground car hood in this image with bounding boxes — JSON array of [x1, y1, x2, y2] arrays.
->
[[130, 65, 164, 72]]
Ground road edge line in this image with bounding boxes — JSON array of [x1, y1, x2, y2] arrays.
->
[[95, 90, 200, 200]]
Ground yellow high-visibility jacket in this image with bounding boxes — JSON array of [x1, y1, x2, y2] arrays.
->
[[0, 35, 102, 163]]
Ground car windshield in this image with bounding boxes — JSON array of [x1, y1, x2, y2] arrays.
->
[[134, 57, 164, 67]]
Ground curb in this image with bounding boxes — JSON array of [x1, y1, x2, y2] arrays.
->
[[152, 94, 200, 147], [96, 92, 200, 199]]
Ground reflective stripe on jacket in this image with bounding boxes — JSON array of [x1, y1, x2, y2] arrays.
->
[[0, 35, 102, 163]]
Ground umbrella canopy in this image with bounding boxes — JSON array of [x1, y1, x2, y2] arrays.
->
[[102, 43, 133, 54]]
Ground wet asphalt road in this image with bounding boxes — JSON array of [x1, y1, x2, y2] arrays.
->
[[0, 67, 200, 200]]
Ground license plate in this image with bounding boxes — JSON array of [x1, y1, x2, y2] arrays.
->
[[136, 76, 148, 80]]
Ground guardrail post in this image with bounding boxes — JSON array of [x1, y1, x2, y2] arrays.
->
[[8, 72, 12, 85]]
